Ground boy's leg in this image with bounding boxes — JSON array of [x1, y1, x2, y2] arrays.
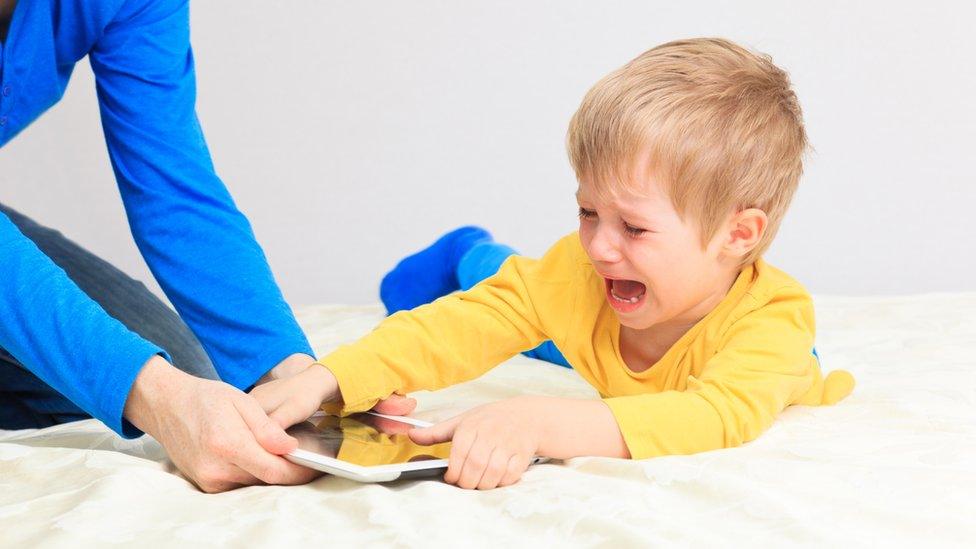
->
[[380, 226, 571, 368], [380, 226, 493, 314], [0, 204, 219, 430], [455, 240, 517, 291]]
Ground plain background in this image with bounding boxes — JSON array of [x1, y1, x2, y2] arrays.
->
[[1, 1, 973, 306]]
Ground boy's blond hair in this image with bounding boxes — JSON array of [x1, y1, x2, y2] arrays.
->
[[567, 38, 808, 265]]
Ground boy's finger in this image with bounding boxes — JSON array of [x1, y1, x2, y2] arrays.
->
[[371, 394, 418, 416], [408, 415, 461, 446], [247, 382, 286, 412], [476, 448, 509, 490], [457, 440, 492, 490], [498, 454, 530, 487], [444, 427, 476, 485]]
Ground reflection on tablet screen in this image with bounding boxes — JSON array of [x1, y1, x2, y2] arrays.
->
[[288, 414, 451, 467]]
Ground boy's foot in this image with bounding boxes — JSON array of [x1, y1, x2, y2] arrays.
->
[[380, 226, 493, 314]]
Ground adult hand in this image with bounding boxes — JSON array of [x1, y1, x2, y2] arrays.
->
[[124, 355, 321, 493], [250, 363, 417, 430]]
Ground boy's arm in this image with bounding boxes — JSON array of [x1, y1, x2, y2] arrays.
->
[[412, 396, 631, 459], [322, 239, 578, 415], [532, 398, 632, 458], [604, 290, 854, 460], [406, 395, 627, 489], [252, 235, 581, 427]]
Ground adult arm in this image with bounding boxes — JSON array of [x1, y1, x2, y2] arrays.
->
[[0, 212, 163, 436], [88, 0, 312, 391], [81, 0, 318, 490], [0, 209, 322, 491]]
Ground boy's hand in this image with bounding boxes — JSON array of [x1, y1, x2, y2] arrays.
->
[[408, 396, 545, 490], [249, 364, 418, 429]]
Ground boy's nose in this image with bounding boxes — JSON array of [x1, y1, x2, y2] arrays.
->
[[587, 224, 623, 264]]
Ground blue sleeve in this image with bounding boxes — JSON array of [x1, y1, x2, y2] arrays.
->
[[0, 213, 165, 438], [87, 0, 313, 390]]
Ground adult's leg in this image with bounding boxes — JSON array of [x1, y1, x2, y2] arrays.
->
[[0, 203, 218, 430], [380, 226, 571, 368], [0, 347, 88, 429]]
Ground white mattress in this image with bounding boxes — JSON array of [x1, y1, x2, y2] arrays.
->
[[2, 295, 974, 547]]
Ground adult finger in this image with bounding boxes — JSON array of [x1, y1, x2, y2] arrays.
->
[[194, 478, 243, 494], [191, 465, 256, 494], [408, 415, 461, 446], [228, 433, 322, 486], [224, 399, 318, 485], [267, 395, 321, 431], [234, 396, 298, 455], [476, 447, 511, 490]]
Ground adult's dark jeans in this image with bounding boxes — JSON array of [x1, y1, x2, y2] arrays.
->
[[0, 203, 218, 430]]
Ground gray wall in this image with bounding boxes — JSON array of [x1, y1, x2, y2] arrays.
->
[[1, 1, 973, 306]]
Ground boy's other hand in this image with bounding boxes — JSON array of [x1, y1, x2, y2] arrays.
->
[[249, 364, 417, 430], [408, 396, 544, 490]]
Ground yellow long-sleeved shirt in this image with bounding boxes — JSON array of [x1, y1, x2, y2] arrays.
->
[[320, 233, 855, 460]]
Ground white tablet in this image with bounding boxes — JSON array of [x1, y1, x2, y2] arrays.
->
[[285, 412, 547, 483]]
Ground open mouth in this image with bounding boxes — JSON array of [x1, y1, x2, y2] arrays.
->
[[604, 277, 647, 313]]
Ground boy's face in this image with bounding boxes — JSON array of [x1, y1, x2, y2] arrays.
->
[[576, 174, 738, 332]]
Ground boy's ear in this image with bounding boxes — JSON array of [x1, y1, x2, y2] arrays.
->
[[722, 208, 768, 258]]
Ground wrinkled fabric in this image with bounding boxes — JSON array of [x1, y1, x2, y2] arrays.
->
[[1, 296, 973, 547]]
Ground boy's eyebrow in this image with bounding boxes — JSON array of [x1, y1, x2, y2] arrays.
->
[[575, 188, 599, 203], [622, 205, 662, 225], [576, 185, 662, 224]]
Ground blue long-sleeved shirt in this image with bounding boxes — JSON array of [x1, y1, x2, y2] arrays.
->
[[0, 0, 313, 436]]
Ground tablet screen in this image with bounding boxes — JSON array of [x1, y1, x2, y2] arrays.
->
[[288, 414, 451, 467]]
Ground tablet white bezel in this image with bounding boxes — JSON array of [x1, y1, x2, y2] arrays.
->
[[284, 412, 450, 482]]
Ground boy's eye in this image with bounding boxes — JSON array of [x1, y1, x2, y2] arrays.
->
[[578, 207, 596, 220], [624, 223, 647, 237]]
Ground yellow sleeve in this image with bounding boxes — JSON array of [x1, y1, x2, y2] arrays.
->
[[319, 235, 579, 414], [603, 286, 852, 460]]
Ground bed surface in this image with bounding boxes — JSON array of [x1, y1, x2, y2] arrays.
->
[[2, 294, 974, 547]]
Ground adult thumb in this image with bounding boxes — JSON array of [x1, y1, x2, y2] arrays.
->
[[236, 396, 298, 455]]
